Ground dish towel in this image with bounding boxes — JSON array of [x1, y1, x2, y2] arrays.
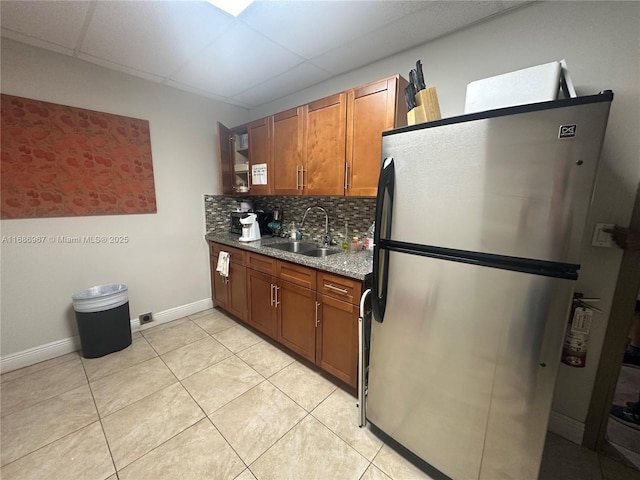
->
[[216, 251, 230, 277]]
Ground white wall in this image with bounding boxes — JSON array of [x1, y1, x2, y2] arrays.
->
[[252, 1, 640, 432], [0, 39, 248, 363]]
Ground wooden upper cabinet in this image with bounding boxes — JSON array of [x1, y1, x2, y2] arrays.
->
[[216, 122, 250, 195], [346, 75, 408, 197], [272, 107, 306, 196], [216, 74, 406, 198], [247, 116, 273, 195], [305, 92, 347, 196], [216, 122, 235, 195]]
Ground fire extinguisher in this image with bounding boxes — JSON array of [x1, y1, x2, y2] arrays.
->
[[561, 293, 601, 368]]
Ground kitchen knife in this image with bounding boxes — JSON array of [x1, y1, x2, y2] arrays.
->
[[404, 84, 416, 110], [409, 69, 420, 95], [416, 60, 426, 91]]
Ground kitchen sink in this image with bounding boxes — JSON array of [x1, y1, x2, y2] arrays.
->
[[299, 247, 342, 258], [266, 242, 342, 258], [266, 241, 317, 253]]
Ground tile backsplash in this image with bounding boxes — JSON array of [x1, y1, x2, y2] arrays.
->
[[204, 195, 376, 246]]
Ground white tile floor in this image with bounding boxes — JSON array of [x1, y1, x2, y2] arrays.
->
[[1, 307, 639, 480]]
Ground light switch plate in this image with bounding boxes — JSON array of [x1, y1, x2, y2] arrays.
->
[[592, 223, 616, 247]]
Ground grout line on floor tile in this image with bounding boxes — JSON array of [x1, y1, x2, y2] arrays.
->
[[310, 401, 384, 464], [242, 411, 312, 471], [197, 359, 268, 416], [81, 359, 119, 476], [142, 320, 211, 357], [0, 418, 106, 471], [205, 416, 252, 470], [356, 461, 375, 480], [0, 352, 81, 385], [112, 417, 211, 475]]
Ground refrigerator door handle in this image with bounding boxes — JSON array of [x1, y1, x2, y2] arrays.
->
[[372, 157, 394, 323]]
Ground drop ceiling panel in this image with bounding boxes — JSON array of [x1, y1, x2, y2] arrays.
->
[[0, 0, 533, 109], [241, 0, 430, 59], [81, 1, 232, 77], [229, 61, 332, 107], [0, 28, 75, 57], [75, 52, 167, 84], [0, 0, 91, 50], [312, 1, 506, 75], [170, 22, 303, 98], [163, 79, 230, 104]]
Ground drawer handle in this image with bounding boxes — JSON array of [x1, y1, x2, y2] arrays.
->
[[324, 283, 348, 295]]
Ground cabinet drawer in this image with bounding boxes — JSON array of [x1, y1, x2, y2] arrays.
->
[[277, 260, 316, 290], [317, 272, 362, 305], [246, 252, 277, 275], [210, 242, 245, 266]]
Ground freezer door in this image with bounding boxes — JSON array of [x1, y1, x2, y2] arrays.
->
[[366, 251, 573, 480], [381, 99, 611, 264]]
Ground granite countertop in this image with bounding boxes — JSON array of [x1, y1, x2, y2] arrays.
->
[[205, 232, 372, 281]]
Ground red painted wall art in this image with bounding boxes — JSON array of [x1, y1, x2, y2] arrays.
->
[[1, 94, 156, 219]]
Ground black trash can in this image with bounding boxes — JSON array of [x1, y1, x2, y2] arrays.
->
[[72, 284, 132, 358]]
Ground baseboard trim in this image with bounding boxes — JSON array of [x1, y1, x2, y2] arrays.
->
[[0, 298, 213, 374], [133, 298, 213, 332], [547, 410, 585, 445], [0, 336, 81, 374]]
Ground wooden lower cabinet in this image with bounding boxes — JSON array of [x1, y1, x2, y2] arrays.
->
[[227, 263, 247, 322], [246, 268, 278, 339], [213, 247, 361, 388], [316, 293, 359, 388], [211, 258, 228, 310], [277, 279, 317, 363], [210, 243, 247, 323]]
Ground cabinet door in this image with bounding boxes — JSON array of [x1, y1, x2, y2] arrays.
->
[[277, 279, 317, 362], [346, 76, 408, 197], [248, 117, 272, 195], [305, 92, 347, 196], [247, 268, 277, 339], [216, 122, 235, 195], [227, 263, 248, 323], [272, 107, 305, 196], [316, 294, 358, 388], [211, 261, 228, 310]]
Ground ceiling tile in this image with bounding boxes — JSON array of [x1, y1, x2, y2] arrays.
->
[[312, 1, 505, 75], [0, 0, 90, 50], [81, 1, 233, 77], [163, 79, 235, 105], [76, 52, 167, 84], [169, 22, 303, 98], [228, 62, 332, 107], [0, 28, 75, 57], [0, 0, 532, 109], [240, 0, 429, 59]]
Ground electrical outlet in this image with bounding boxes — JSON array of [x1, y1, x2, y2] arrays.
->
[[592, 223, 616, 247], [139, 312, 153, 324]]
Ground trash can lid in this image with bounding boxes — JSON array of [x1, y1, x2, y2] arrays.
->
[[72, 283, 128, 300]]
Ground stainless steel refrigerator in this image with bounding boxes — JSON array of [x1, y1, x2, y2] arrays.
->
[[366, 92, 613, 480]]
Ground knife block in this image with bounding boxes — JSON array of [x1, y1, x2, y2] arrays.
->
[[407, 87, 442, 125]]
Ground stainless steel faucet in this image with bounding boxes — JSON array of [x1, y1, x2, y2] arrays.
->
[[301, 206, 331, 247]]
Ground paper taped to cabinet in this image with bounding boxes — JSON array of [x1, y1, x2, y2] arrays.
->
[[251, 163, 267, 185]]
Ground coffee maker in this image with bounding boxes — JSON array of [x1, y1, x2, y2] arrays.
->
[[238, 213, 261, 242]]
